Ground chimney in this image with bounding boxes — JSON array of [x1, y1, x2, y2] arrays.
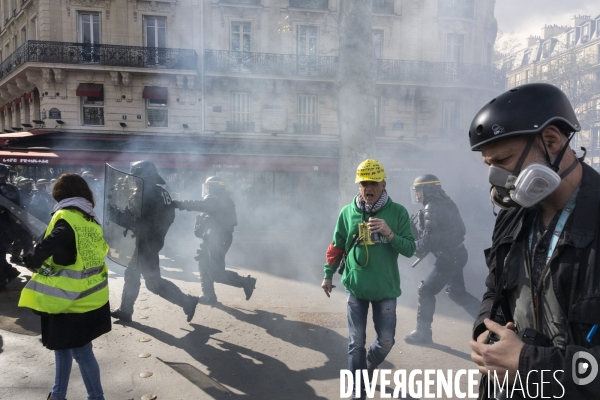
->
[[540, 24, 569, 39], [526, 35, 541, 47], [571, 14, 591, 27]]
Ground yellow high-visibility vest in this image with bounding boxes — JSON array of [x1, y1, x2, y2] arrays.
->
[[19, 208, 109, 314]]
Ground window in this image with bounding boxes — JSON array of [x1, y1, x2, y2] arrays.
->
[[144, 17, 166, 48], [20, 26, 25, 45], [445, 34, 464, 63], [582, 25, 590, 43], [373, 30, 383, 59], [297, 25, 318, 55], [3, 0, 7, 21], [12, 35, 16, 50], [79, 12, 100, 44], [567, 32, 574, 47], [594, 127, 600, 149], [442, 100, 460, 132], [147, 98, 168, 127], [231, 22, 251, 52], [30, 17, 37, 40], [297, 94, 317, 125], [231, 91, 250, 122], [522, 52, 531, 65], [81, 86, 104, 126], [525, 70, 530, 83]]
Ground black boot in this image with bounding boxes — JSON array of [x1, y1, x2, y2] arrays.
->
[[183, 295, 199, 322], [243, 275, 257, 300], [110, 308, 132, 322], [198, 263, 217, 305], [404, 322, 433, 345]]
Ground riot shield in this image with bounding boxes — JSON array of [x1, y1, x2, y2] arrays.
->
[[103, 164, 144, 269], [0, 194, 47, 240]]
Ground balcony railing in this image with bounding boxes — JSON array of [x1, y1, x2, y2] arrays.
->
[[372, 0, 394, 14], [220, 0, 261, 5], [227, 121, 255, 132], [438, 0, 474, 19], [205, 50, 338, 77], [293, 123, 321, 134], [0, 40, 197, 80], [205, 50, 505, 89], [289, 0, 328, 10]]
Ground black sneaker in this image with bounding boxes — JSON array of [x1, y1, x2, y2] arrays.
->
[[184, 295, 199, 322], [243, 275, 256, 301], [110, 308, 132, 322], [404, 329, 433, 345]]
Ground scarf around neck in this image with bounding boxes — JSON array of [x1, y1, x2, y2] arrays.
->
[[356, 190, 388, 214], [53, 197, 101, 225]]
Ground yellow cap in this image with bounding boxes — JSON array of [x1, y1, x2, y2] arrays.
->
[[355, 159, 387, 183]]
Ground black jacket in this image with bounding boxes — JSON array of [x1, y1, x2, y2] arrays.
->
[[474, 162, 600, 397]]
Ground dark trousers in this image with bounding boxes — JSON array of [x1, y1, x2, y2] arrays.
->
[[417, 245, 480, 328], [119, 235, 189, 314], [196, 233, 244, 298]]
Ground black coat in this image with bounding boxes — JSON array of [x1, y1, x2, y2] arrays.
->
[[25, 208, 111, 350], [474, 162, 600, 397]]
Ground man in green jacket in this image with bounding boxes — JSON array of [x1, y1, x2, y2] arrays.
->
[[322, 159, 415, 400]]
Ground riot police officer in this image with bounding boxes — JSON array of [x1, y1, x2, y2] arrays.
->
[[110, 161, 198, 322], [404, 174, 480, 345], [11, 177, 35, 264], [28, 179, 55, 224], [175, 176, 256, 305], [0, 164, 22, 289]]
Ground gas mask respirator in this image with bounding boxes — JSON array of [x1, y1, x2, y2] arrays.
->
[[487, 133, 579, 210]]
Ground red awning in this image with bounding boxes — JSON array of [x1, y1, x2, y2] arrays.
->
[[0, 150, 59, 165], [14, 97, 21, 104], [24, 92, 32, 100], [142, 86, 168, 100], [76, 83, 103, 97], [5, 103, 11, 109]]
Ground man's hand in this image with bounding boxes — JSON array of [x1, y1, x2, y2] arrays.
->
[[368, 217, 393, 238], [321, 279, 335, 298], [470, 319, 524, 383]]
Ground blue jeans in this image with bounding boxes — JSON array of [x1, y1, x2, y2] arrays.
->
[[346, 290, 397, 399], [51, 342, 105, 400]]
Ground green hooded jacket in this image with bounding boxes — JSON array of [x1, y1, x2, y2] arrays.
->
[[324, 196, 415, 301]]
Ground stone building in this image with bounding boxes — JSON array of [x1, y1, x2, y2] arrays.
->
[[503, 14, 600, 168], [0, 0, 502, 219]]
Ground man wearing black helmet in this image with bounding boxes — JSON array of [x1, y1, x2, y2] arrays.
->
[[0, 164, 22, 289], [404, 175, 480, 345], [174, 176, 256, 305], [28, 179, 55, 224], [468, 83, 600, 398], [110, 161, 199, 322]]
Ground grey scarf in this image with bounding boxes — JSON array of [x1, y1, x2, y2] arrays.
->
[[53, 197, 101, 225], [356, 190, 388, 213]]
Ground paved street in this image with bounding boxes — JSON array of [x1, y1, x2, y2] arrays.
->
[[1, 252, 482, 400]]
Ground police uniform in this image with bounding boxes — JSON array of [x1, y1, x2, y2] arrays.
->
[[28, 180, 55, 224], [110, 161, 198, 322], [404, 175, 480, 345], [0, 165, 22, 288], [176, 176, 256, 304]]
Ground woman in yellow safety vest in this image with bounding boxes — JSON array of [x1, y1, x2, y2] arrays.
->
[[19, 173, 111, 400]]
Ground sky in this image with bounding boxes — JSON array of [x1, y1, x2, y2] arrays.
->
[[495, 0, 599, 45]]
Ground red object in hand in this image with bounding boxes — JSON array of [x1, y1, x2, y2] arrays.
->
[[326, 242, 344, 266]]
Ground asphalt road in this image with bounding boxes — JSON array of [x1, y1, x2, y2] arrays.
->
[[0, 255, 481, 400]]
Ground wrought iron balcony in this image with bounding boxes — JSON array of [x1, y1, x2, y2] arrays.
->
[[372, 0, 394, 14], [227, 121, 255, 132], [220, 0, 261, 5], [205, 50, 504, 90], [0, 40, 197, 80], [293, 123, 321, 135], [205, 50, 337, 77], [289, 0, 328, 10], [438, 0, 474, 19], [377, 60, 505, 89]]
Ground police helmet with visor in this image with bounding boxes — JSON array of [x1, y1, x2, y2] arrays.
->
[[202, 176, 226, 198], [411, 174, 441, 204]]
